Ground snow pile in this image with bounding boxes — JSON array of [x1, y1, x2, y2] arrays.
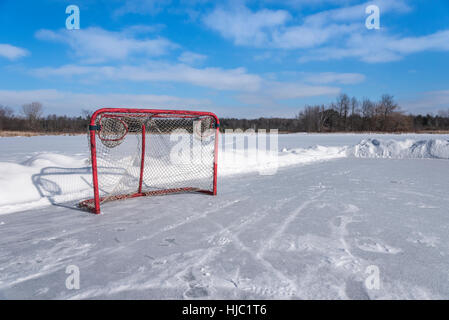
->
[[351, 138, 449, 159], [219, 145, 346, 176], [0, 154, 91, 214], [22, 153, 86, 168]]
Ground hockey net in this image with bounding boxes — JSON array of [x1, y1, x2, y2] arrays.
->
[[79, 109, 219, 214]]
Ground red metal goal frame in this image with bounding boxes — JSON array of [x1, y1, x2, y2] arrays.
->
[[81, 108, 220, 214]]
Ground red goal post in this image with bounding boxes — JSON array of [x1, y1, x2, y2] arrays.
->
[[79, 108, 220, 214]]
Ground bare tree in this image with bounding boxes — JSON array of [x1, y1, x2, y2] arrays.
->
[[298, 106, 317, 132], [297, 105, 331, 132], [22, 102, 43, 120], [437, 109, 449, 118], [0, 105, 14, 130], [0, 105, 14, 118], [82, 109, 93, 120], [336, 94, 350, 130], [317, 104, 329, 132], [361, 98, 376, 130], [378, 94, 399, 131], [350, 97, 359, 131], [22, 102, 43, 130]]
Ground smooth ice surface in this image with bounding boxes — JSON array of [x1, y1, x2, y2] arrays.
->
[[0, 133, 448, 299]]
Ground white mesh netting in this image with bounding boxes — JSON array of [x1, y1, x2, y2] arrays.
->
[[80, 111, 217, 212]]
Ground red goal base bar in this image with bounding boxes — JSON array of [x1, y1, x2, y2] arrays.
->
[[79, 187, 213, 214]]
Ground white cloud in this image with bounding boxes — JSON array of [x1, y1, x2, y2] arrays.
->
[[0, 89, 212, 112], [203, 5, 290, 46], [271, 23, 358, 49], [262, 0, 358, 8], [178, 51, 207, 65], [114, 0, 172, 16], [32, 64, 103, 77], [238, 80, 340, 107], [35, 27, 176, 63], [0, 44, 29, 60], [303, 72, 366, 84], [299, 30, 449, 63], [390, 30, 449, 54], [254, 52, 273, 61], [30, 61, 348, 107], [121, 24, 166, 35], [203, 0, 410, 49], [0, 88, 329, 118], [400, 90, 449, 114], [267, 82, 340, 100], [304, 0, 411, 25], [117, 64, 263, 91], [291, 0, 449, 63], [202, 1, 449, 63], [31, 62, 263, 92]]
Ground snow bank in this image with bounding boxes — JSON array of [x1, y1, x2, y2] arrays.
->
[[0, 154, 91, 214], [351, 138, 449, 159], [219, 145, 346, 176]]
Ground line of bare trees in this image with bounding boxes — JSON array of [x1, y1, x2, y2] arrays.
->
[[297, 94, 412, 132], [222, 94, 449, 133], [2, 95, 449, 134], [0, 102, 90, 133]]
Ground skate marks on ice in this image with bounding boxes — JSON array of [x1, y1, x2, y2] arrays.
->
[[2, 159, 449, 299], [0, 236, 93, 298], [355, 238, 402, 255], [57, 182, 326, 299]]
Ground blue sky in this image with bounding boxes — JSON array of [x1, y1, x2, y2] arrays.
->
[[0, 0, 448, 117]]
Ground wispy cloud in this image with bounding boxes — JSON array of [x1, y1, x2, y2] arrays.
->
[[178, 51, 207, 65], [202, 0, 449, 63], [0, 44, 29, 60], [303, 0, 411, 25], [35, 27, 176, 63], [203, 5, 290, 46], [113, 0, 172, 16], [299, 30, 449, 63], [237, 80, 340, 107], [0, 89, 212, 113], [265, 81, 340, 100], [31, 62, 263, 92], [203, 0, 409, 49], [303, 72, 366, 85], [401, 90, 449, 114], [30, 62, 349, 106], [271, 23, 358, 49], [261, 0, 359, 9]]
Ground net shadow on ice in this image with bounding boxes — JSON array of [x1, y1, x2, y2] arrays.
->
[[31, 166, 130, 212]]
